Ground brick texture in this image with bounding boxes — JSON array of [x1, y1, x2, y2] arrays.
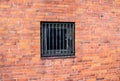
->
[[0, 0, 120, 81]]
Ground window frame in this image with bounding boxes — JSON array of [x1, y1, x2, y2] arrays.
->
[[40, 21, 75, 57]]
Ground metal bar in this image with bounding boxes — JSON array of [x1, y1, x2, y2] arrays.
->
[[52, 23, 54, 54], [66, 23, 69, 54], [55, 23, 57, 51], [62, 23, 64, 52], [59, 24, 61, 51], [41, 23, 43, 55], [48, 23, 50, 55], [57, 23, 59, 51], [68, 23, 70, 54], [63, 23, 66, 53], [68, 23, 71, 54], [72, 23, 75, 54], [70, 23, 72, 53], [45, 23, 47, 54]]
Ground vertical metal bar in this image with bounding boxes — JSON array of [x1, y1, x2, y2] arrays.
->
[[57, 23, 59, 52], [72, 23, 75, 54], [52, 23, 54, 54], [68, 23, 70, 54], [55, 23, 57, 51], [64, 23, 67, 53], [59, 24, 61, 53], [41, 23, 43, 55], [70, 23, 72, 54], [66, 23, 69, 54], [62, 23, 64, 53], [44, 23, 47, 55], [48, 23, 50, 56], [62, 23, 66, 53]]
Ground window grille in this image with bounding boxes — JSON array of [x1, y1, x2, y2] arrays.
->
[[41, 22, 75, 57]]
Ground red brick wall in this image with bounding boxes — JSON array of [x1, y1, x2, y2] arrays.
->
[[0, 0, 120, 81]]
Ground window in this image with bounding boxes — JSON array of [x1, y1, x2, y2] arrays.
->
[[41, 22, 75, 57]]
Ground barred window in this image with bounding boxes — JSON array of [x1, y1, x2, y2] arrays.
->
[[41, 22, 75, 57]]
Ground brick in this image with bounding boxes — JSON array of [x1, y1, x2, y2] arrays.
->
[[17, 79, 28, 81], [87, 78, 96, 81], [4, 79, 16, 81]]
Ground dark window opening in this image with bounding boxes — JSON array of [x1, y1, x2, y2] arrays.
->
[[41, 22, 75, 57], [47, 27, 67, 50]]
